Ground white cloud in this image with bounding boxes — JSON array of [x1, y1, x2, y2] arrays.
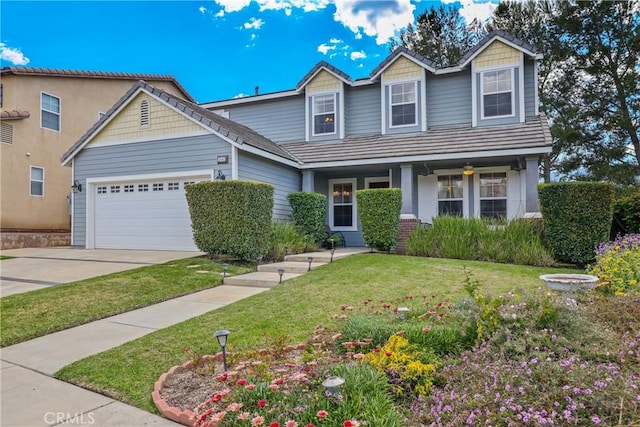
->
[[330, 38, 343, 44], [440, 0, 496, 23], [317, 43, 337, 55], [198, 6, 207, 13], [233, 92, 248, 98], [214, 0, 251, 13], [243, 17, 264, 30], [333, 0, 415, 45], [350, 51, 366, 60], [0, 43, 30, 65], [215, 9, 225, 17]]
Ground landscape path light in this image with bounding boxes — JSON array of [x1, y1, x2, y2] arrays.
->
[[214, 329, 230, 371], [397, 306, 410, 320], [278, 268, 285, 284], [330, 248, 335, 263], [322, 376, 345, 395], [307, 256, 313, 272], [221, 263, 229, 284]]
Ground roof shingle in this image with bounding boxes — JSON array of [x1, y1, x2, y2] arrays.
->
[[0, 110, 30, 119]]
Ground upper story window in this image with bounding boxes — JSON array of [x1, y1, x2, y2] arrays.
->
[[30, 166, 44, 196], [482, 69, 513, 118], [41, 92, 60, 131], [312, 94, 336, 135], [140, 100, 150, 126], [390, 82, 417, 127]]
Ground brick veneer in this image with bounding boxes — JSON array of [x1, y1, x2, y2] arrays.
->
[[395, 217, 421, 254]]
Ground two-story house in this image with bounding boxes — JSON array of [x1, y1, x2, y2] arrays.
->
[[0, 67, 193, 249], [61, 30, 551, 251]]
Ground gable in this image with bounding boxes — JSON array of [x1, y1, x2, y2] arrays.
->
[[474, 40, 521, 68], [307, 70, 342, 93], [88, 92, 205, 147], [383, 56, 423, 80]]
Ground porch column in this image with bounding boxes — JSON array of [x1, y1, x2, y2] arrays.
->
[[302, 170, 315, 192], [400, 164, 414, 217], [525, 157, 540, 212]]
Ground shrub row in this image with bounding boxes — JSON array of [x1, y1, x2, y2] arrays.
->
[[356, 188, 402, 251], [287, 192, 327, 243], [612, 190, 640, 237]]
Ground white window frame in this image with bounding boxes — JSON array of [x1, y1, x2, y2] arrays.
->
[[389, 81, 417, 128], [436, 174, 465, 217], [434, 169, 470, 217], [328, 178, 357, 232], [473, 167, 509, 218], [480, 68, 515, 120], [312, 93, 337, 137], [41, 92, 61, 132], [30, 166, 45, 197]]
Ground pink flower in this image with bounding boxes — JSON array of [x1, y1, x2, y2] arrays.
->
[[396, 330, 404, 336], [237, 412, 250, 420], [353, 353, 365, 359], [422, 327, 431, 333], [269, 384, 279, 390], [245, 384, 256, 390], [252, 416, 265, 426], [273, 378, 284, 385], [305, 425, 316, 427], [285, 421, 298, 427], [226, 402, 243, 412], [257, 399, 267, 408], [317, 410, 328, 419]]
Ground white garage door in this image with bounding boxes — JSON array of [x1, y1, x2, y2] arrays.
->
[[94, 177, 208, 251]]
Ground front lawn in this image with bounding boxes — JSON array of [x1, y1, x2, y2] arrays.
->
[[56, 254, 580, 414], [0, 258, 251, 347]]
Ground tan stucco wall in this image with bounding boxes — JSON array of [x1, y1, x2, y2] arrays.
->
[[307, 70, 341, 93], [0, 74, 189, 230], [474, 41, 521, 68], [90, 93, 203, 145], [383, 56, 422, 80]]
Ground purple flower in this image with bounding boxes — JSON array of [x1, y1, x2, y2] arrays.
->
[[592, 415, 601, 425]]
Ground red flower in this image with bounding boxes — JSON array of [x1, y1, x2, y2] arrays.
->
[[219, 372, 228, 382], [270, 423, 280, 427], [385, 351, 392, 357], [396, 330, 404, 336], [344, 421, 354, 427], [258, 399, 267, 408], [317, 410, 328, 419], [305, 425, 316, 427], [246, 384, 256, 390], [437, 312, 445, 318], [422, 327, 431, 334], [237, 379, 248, 385]]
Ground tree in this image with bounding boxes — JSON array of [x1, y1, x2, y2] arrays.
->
[[491, 0, 640, 185], [392, 4, 487, 67]]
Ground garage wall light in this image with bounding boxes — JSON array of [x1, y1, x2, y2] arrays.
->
[[71, 180, 82, 193], [215, 170, 226, 181]]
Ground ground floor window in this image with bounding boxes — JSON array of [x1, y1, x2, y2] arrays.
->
[[437, 175, 463, 216], [479, 172, 507, 218], [329, 179, 356, 230]]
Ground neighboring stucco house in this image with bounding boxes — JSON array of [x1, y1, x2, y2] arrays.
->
[[0, 67, 193, 249], [61, 30, 552, 251]]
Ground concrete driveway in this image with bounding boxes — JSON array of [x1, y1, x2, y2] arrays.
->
[[0, 247, 203, 297]]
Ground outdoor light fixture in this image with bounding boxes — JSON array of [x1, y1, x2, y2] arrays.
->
[[222, 263, 229, 284], [322, 376, 345, 395], [214, 329, 230, 371], [397, 306, 410, 320], [307, 256, 313, 272], [330, 248, 335, 263], [71, 180, 82, 193], [462, 164, 474, 176], [215, 170, 226, 180], [278, 268, 285, 284]]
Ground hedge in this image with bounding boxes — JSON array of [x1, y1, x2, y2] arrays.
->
[[185, 181, 273, 260], [287, 192, 327, 242], [612, 190, 640, 237], [356, 188, 402, 251], [538, 182, 614, 265]]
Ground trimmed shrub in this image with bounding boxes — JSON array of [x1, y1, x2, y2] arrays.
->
[[265, 221, 317, 262], [356, 188, 402, 251], [612, 190, 640, 237], [185, 181, 273, 260], [538, 182, 615, 265], [287, 192, 327, 242]]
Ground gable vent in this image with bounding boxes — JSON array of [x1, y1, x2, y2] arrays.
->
[[140, 99, 150, 126], [1, 122, 13, 144]]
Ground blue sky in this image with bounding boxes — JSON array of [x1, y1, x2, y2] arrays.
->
[[1, 0, 497, 103]]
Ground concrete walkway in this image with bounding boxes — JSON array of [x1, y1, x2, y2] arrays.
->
[[0, 248, 368, 427]]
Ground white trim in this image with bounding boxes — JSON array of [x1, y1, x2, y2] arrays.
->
[[480, 68, 516, 120], [85, 169, 214, 249], [311, 93, 337, 137], [364, 176, 390, 189], [298, 66, 352, 90], [472, 166, 510, 218], [519, 53, 525, 123], [86, 130, 210, 148], [389, 80, 418, 129], [534, 60, 540, 115], [238, 144, 301, 168], [201, 90, 300, 108], [473, 61, 521, 73], [71, 160, 75, 244], [388, 168, 393, 187], [29, 165, 45, 197], [304, 89, 310, 142], [459, 36, 539, 68], [339, 84, 345, 139], [471, 61, 477, 127], [380, 75, 387, 135], [298, 146, 552, 170], [40, 91, 61, 132], [421, 69, 427, 132], [328, 178, 358, 232], [433, 169, 469, 217], [231, 145, 239, 180]]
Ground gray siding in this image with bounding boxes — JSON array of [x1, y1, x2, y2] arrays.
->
[[427, 70, 472, 127], [225, 96, 305, 143], [345, 84, 381, 136], [238, 152, 301, 220], [72, 134, 231, 246], [524, 60, 536, 117]]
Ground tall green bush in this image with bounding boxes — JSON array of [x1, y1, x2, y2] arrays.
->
[[612, 190, 640, 237], [287, 192, 327, 242], [356, 188, 402, 251], [538, 182, 614, 265], [185, 181, 273, 260]]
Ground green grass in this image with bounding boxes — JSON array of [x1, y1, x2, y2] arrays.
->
[[55, 254, 581, 413], [0, 255, 13, 260], [0, 258, 252, 347]]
